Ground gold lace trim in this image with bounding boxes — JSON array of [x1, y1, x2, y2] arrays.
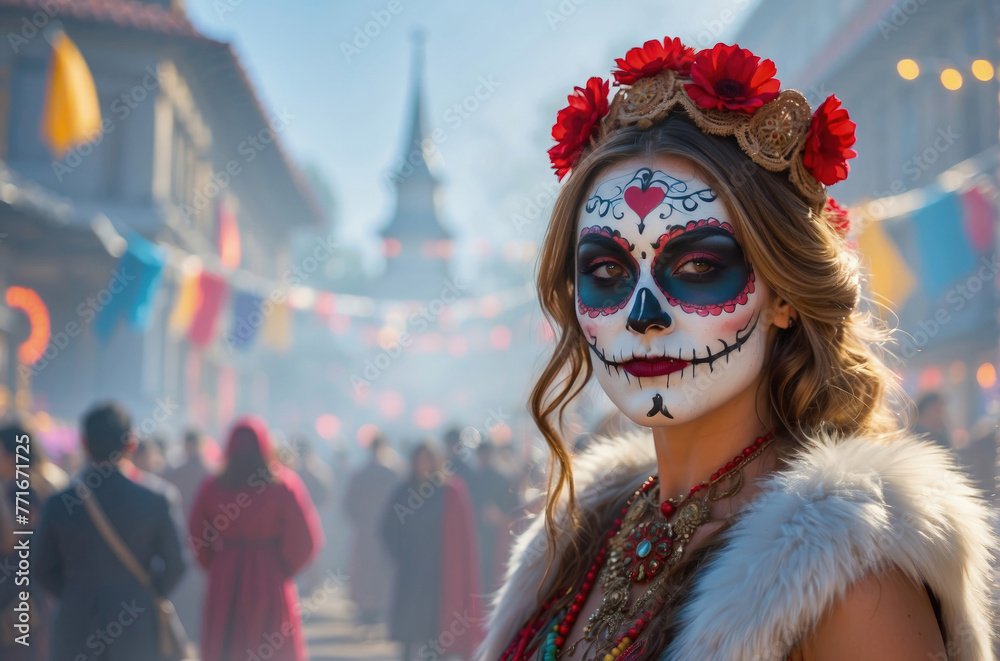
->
[[590, 70, 827, 209]]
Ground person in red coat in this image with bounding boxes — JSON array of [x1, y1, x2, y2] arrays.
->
[[189, 416, 324, 661]]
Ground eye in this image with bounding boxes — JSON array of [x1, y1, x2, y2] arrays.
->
[[582, 258, 630, 281], [673, 252, 721, 277], [593, 262, 628, 279]]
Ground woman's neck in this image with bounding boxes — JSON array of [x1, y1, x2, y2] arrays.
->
[[651, 377, 775, 502]]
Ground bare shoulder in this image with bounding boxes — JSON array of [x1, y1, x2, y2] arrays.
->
[[792, 567, 946, 661]]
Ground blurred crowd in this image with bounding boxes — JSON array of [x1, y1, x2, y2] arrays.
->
[[0, 391, 993, 661], [0, 400, 553, 661]]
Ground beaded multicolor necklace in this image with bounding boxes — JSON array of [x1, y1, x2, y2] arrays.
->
[[500, 430, 778, 661]]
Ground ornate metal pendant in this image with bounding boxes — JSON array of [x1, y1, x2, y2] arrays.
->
[[620, 521, 672, 582]]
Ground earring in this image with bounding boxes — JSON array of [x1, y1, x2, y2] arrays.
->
[[786, 317, 796, 329]]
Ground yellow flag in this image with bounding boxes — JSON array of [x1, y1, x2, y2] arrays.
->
[[40, 32, 102, 159], [262, 302, 292, 352], [856, 214, 916, 311], [168, 268, 202, 336]]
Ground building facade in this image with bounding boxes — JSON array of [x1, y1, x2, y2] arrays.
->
[[0, 0, 321, 447]]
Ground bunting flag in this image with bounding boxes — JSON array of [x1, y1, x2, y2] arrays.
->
[[261, 301, 292, 352], [218, 197, 242, 269], [856, 214, 916, 310], [94, 235, 166, 340], [40, 31, 102, 159], [168, 266, 202, 336], [228, 290, 264, 350], [187, 271, 228, 347], [910, 190, 976, 300], [960, 187, 996, 253]]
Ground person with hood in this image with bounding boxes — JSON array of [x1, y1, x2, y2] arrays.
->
[[188, 416, 324, 661]]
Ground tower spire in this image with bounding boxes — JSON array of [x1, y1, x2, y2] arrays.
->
[[397, 29, 433, 181], [380, 30, 449, 244]]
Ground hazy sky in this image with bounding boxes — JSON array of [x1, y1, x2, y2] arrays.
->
[[185, 0, 760, 277]]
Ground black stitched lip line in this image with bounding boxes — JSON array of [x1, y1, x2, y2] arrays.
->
[[585, 312, 759, 373]]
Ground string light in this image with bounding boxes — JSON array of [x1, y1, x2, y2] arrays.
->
[[971, 59, 995, 82], [897, 59, 919, 80], [940, 68, 963, 90]]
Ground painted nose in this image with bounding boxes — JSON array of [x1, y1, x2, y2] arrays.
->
[[626, 288, 672, 334]]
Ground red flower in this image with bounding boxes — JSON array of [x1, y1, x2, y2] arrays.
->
[[613, 37, 695, 85], [823, 197, 851, 237], [803, 95, 857, 186], [548, 77, 610, 180], [684, 43, 781, 113]]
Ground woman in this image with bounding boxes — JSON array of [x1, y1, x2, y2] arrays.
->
[[381, 440, 483, 661], [189, 416, 324, 661], [478, 38, 995, 660]]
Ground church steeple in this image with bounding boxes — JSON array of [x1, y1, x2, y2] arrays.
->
[[370, 31, 453, 301], [381, 30, 449, 242], [396, 30, 434, 183]]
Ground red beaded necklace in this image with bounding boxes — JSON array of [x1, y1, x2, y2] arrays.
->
[[500, 429, 778, 661]]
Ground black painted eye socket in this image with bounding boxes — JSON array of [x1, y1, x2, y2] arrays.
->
[[577, 235, 638, 313], [652, 227, 750, 307]]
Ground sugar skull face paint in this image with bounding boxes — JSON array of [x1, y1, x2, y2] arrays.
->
[[575, 156, 771, 426]]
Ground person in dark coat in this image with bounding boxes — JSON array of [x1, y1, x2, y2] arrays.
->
[[381, 440, 483, 661], [468, 441, 519, 592], [35, 402, 187, 661]]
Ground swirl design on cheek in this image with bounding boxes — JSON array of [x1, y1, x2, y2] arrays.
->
[[577, 226, 639, 317], [651, 218, 755, 316]]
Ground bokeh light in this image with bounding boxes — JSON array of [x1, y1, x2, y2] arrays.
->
[[976, 362, 996, 389], [414, 405, 443, 430], [896, 59, 919, 80], [918, 366, 943, 391], [940, 68, 963, 90], [971, 59, 995, 82], [490, 325, 512, 350], [489, 422, 512, 444], [383, 237, 401, 257], [377, 390, 405, 419], [356, 423, 380, 447], [314, 413, 341, 440]]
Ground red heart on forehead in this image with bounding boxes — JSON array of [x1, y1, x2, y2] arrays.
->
[[624, 186, 666, 221]]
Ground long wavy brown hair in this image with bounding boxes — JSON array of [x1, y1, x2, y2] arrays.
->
[[528, 115, 903, 644]]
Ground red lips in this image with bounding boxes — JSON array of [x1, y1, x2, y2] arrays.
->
[[621, 356, 689, 377]]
